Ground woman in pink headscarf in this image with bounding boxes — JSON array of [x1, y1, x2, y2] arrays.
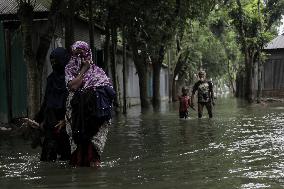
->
[[65, 41, 115, 167]]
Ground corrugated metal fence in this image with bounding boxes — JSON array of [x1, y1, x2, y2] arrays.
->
[[264, 59, 284, 90], [0, 23, 27, 122]]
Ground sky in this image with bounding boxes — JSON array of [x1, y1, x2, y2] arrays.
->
[[278, 16, 284, 35]]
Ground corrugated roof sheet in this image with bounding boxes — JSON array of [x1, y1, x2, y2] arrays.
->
[[0, 0, 50, 15], [264, 34, 284, 50]]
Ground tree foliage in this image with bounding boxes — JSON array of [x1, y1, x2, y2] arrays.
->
[[227, 0, 284, 101]]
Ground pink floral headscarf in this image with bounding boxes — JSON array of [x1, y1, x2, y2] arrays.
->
[[65, 41, 112, 91]]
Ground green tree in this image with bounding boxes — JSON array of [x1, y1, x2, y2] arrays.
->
[[77, 0, 223, 109], [229, 0, 284, 102], [140, 0, 217, 108], [209, 8, 242, 94]]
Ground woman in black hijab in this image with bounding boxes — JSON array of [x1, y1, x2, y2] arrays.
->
[[34, 47, 71, 161]]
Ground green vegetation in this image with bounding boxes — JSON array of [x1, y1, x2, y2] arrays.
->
[[16, 0, 284, 114]]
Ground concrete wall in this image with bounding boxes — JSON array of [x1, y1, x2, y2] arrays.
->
[[116, 51, 169, 106]]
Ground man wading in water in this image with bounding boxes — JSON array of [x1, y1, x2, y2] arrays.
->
[[191, 70, 215, 118]]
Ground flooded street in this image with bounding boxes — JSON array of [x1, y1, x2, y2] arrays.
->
[[1, 97, 284, 189]]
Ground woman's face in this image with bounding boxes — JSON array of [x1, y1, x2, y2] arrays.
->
[[50, 57, 64, 72], [73, 48, 86, 58]]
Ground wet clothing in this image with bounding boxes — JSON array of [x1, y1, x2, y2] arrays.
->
[[34, 47, 71, 161], [192, 80, 214, 118], [65, 41, 111, 91], [35, 108, 70, 161], [65, 87, 114, 167], [67, 88, 114, 166], [65, 41, 114, 167], [198, 102, 213, 118], [179, 95, 190, 119], [192, 80, 213, 103], [44, 72, 68, 109]]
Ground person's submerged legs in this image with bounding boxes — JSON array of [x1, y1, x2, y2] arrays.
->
[[198, 103, 204, 118], [205, 102, 213, 118]]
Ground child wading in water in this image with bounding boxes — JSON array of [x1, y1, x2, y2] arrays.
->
[[179, 87, 191, 119]]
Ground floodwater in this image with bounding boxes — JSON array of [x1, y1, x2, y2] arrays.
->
[[1, 97, 284, 189]]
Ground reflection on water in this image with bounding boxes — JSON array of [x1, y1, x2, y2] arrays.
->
[[1, 97, 284, 188]]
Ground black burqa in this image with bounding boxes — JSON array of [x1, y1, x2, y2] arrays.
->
[[34, 47, 71, 161]]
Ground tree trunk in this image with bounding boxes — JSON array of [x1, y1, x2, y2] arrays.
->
[[137, 66, 150, 110], [245, 53, 254, 102], [152, 46, 165, 109], [256, 1, 262, 103], [129, 34, 150, 109], [256, 55, 262, 103], [88, 0, 95, 60], [171, 50, 189, 101], [26, 60, 40, 118], [18, 2, 39, 118], [18, 0, 65, 118], [110, 25, 121, 109], [36, 0, 63, 100], [152, 63, 161, 108], [236, 0, 254, 103], [172, 79, 178, 101], [122, 27, 127, 114], [103, 26, 110, 73], [65, 0, 75, 50], [167, 51, 172, 102], [227, 59, 236, 94]]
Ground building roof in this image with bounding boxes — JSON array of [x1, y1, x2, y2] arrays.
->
[[0, 0, 50, 20], [264, 34, 284, 50], [0, 0, 105, 32], [0, 0, 50, 15]]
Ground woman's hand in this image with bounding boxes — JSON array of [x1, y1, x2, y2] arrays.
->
[[54, 120, 66, 134], [67, 58, 93, 91], [81, 58, 92, 70], [22, 118, 40, 128]]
